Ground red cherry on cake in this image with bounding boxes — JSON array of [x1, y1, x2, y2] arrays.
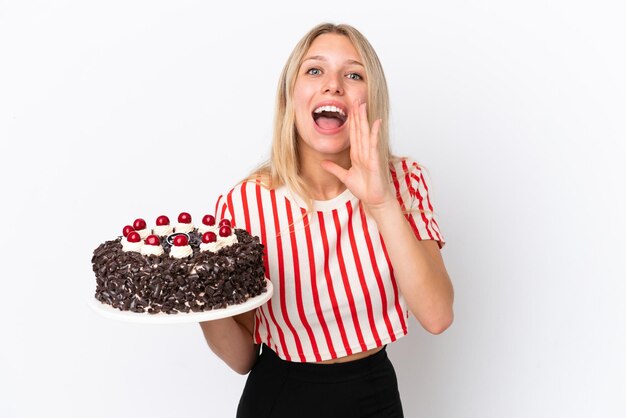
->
[[178, 212, 192, 224], [122, 225, 135, 237], [145, 235, 160, 246], [219, 226, 232, 237], [133, 218, 147, 231], [219, 219, 231, 228], [202, 214, 216, 226], [173, 234, 189, 246], [156, 215, 170, 226], [202, 231, 217, 243], [127, 231, 141, 243]]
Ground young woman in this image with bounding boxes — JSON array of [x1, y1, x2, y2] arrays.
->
[[200, 23, 454, 418]]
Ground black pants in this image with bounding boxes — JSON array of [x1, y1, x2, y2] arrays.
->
[[237, 344, 404, 418]]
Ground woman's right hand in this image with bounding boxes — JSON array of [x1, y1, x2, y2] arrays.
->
[[199, 310, 259, 374]]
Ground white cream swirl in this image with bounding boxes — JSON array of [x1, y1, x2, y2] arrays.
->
[[175, 223, 194, 233], [135, 228, 151, 239], [199, 242, 220, 252], [153, 224, 174, 236], [122, 240, 143, 252], [197, 224, 219, 234], [170, 245, 193, 258], [218, 233, 239, 248], [141, 244, 164, 256], [201, 234, 239, 252]]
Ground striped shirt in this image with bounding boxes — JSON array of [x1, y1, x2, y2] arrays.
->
[[215, 158, 445, 362]]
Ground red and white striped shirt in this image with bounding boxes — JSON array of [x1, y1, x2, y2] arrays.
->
[[214, 158, 445, 362]]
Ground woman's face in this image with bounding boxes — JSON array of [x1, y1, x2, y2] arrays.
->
[[293, 33, 368, 161]]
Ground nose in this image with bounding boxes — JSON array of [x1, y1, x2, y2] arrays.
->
[[322, 73, 344, 95]]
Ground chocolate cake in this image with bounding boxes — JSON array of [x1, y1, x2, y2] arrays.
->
[[91, 213, 267, 314]]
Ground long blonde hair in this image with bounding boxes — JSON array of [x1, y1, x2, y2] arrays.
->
[[247, 23, 394, 208]]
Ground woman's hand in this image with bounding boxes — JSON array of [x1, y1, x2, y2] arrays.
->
[[321, 100, 395, 211]]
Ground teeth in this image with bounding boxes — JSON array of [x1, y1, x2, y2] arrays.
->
[[313, 105, 346, 116]]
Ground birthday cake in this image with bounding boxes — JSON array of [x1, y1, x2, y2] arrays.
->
[[91, 213, 266, 314]]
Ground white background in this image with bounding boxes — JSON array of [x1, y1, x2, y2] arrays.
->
[[1, 1, 625, 417]]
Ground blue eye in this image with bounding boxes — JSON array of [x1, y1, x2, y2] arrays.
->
[[347, 73, 363, 80], [307, 68, 321, 75]]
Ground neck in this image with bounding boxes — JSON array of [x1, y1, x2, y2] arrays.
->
[[298, 148, 350, 201]]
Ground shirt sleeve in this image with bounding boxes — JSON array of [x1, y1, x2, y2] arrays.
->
[[213, 193, 235, 225], [213, 182, 252, 230], [394, 159, 446, 249]]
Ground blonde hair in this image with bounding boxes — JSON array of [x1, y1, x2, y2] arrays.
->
[[247, 23, 395, 209]]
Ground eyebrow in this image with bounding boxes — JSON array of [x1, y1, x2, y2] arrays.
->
[[302, 55, 364, 67]]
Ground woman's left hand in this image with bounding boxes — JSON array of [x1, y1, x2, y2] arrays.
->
[[321, 100, 395, 210]]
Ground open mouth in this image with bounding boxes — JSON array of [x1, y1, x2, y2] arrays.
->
[[312, 105, 347, 131]]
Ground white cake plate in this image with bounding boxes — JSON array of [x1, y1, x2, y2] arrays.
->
[[87, 279, 273, 324]]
